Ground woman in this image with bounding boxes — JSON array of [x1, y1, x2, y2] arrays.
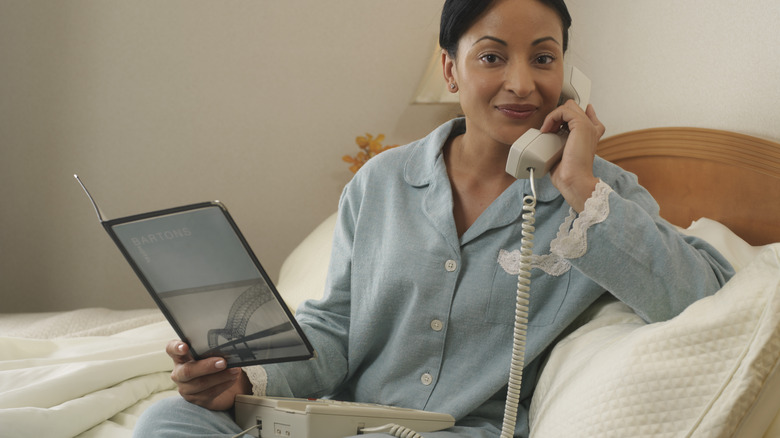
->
[[135, 0, 733, 436]]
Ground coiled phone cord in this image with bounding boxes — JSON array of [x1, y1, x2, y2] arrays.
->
[[500, 169, 537, 438], [361, 423, 424, 437]]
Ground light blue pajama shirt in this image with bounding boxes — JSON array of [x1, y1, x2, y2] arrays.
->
[[256, 118, 734, 436]]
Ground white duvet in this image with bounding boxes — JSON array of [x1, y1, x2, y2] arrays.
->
[[0, 321, 178, 437]]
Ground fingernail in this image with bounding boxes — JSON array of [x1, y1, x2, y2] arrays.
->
[[229, 367, 241, 375], [177, 343, 186, 353], [215, 359, 227, 369]]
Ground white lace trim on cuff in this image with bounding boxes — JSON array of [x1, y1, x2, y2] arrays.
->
[[550, 179, 612, 260], [497, 180, 612, 277], [244, 365, 268, 396]]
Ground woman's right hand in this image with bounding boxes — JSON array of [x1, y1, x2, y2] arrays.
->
[[167, 340, 252, 411]]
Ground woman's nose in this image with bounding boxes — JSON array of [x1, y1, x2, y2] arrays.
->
[[504, 63, 535, 97]]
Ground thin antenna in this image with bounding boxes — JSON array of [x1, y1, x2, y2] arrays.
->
[[74, 174, 106, 222]]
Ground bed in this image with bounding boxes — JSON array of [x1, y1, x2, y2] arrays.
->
[[1, 127, 778, 438]]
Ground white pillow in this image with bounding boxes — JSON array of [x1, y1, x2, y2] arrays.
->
[[276, 213, 337, 314], [529, 244, 780, 438], [678, 217, 766, 271]]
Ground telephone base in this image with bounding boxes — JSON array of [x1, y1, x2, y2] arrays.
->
[[234, 395, 455, 438]]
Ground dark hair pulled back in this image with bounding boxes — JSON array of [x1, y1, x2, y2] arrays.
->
[[439, 0, 572, 58]]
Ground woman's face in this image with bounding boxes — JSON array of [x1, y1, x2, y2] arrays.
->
[[445, 0, 565, 149]]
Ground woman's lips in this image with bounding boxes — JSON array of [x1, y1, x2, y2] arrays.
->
[[496, 104, 537, 120]]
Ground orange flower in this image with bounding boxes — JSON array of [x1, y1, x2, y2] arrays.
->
[[342, 133, 399, 173]]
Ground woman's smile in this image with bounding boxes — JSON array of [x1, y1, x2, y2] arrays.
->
[[495, 103, 538, 120]]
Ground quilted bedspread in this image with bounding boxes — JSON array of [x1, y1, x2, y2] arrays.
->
[[530, 244, 780, 438]]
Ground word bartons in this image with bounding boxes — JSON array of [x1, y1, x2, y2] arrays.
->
[[131, 228, 192, 246]]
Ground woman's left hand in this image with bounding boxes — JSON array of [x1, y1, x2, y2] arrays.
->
[[539, 100, 606, 212]]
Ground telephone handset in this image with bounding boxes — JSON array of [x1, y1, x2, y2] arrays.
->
[[505, 65, 591, 179]]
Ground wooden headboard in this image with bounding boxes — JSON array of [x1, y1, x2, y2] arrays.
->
[[596, 127, 780, 246]]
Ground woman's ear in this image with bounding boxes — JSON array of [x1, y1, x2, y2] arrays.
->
[[442, 50, 458, 93]]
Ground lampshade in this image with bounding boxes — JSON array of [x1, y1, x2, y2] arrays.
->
[[413, 45, 460, 105]]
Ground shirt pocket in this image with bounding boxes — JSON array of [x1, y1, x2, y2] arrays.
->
[[485, 262, 571, 327]]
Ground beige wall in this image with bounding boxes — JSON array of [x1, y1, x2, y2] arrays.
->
[[567, 0, 780, 141], [0, 0, 455, 312], [2, 1, 778, 312]]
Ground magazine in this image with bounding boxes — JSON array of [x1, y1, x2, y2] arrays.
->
[[75, 175, 314, 367]]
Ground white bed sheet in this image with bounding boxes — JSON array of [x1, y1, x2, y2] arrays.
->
[[0, 314, 177, 438], [0, 308, 165, 339]]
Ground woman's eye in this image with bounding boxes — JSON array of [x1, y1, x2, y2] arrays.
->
[[481, 54, 500, 64], [535, 54, 555, 65]]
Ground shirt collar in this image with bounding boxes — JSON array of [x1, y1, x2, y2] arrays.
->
[[403, 118, 562, 203]]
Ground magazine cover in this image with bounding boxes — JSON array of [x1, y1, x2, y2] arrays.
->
[[106, 204, 314, 366], [75, 176, 313, 367]]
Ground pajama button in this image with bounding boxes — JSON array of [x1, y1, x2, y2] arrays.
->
[[421, 373, 433, 386], [430, 319, 443, 331], [444, 260, 457, 272]]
